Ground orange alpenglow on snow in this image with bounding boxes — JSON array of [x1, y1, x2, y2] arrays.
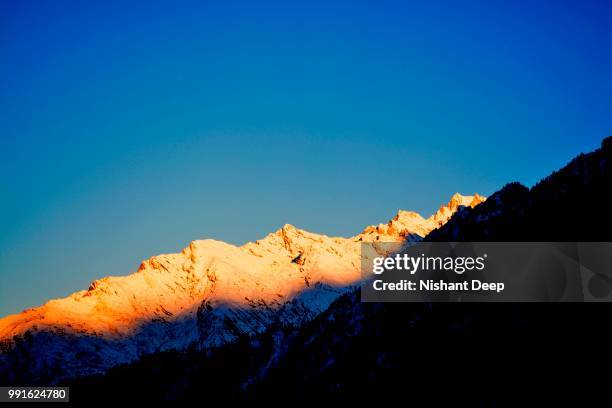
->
[[0, 193, 485, 342], [359, 192, 486, 239]]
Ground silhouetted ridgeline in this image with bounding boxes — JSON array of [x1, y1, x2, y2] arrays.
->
[[66, 137, 612, 403], [250, 136, 612, 403], [427, 136, 612, 241]]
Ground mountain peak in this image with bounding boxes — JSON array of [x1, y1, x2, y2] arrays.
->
[[0, 191, 485, 383], [448, 192, 475, 209], [393, 210, 426, 220], [429, 193, 486, 227], [358, 193, 486, 241]]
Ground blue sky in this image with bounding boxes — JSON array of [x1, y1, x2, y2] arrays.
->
[[1, 0, 611, 315]]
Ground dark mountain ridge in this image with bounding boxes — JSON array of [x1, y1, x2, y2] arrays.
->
[[62, 136, 612, 402], [428, 136, 612, 241]]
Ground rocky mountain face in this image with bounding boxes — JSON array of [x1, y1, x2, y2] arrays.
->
[[0, 193, 483, 385], [64, 137, 612, 404]]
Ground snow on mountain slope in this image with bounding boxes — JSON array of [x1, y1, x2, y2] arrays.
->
[[0, 193, 484, 384], [359, 193, 486, 240]]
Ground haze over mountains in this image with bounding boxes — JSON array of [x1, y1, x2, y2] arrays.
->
[[0, 193, 485, 384]]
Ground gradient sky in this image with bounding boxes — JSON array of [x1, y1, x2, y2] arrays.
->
[[1, 0, 611, 315]]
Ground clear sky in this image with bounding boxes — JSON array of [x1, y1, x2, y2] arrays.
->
[[1, 0, 611, 315]]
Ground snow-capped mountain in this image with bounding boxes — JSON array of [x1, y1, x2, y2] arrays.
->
[[0, 193, 484, 384], [360, 193, 485, 240]]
